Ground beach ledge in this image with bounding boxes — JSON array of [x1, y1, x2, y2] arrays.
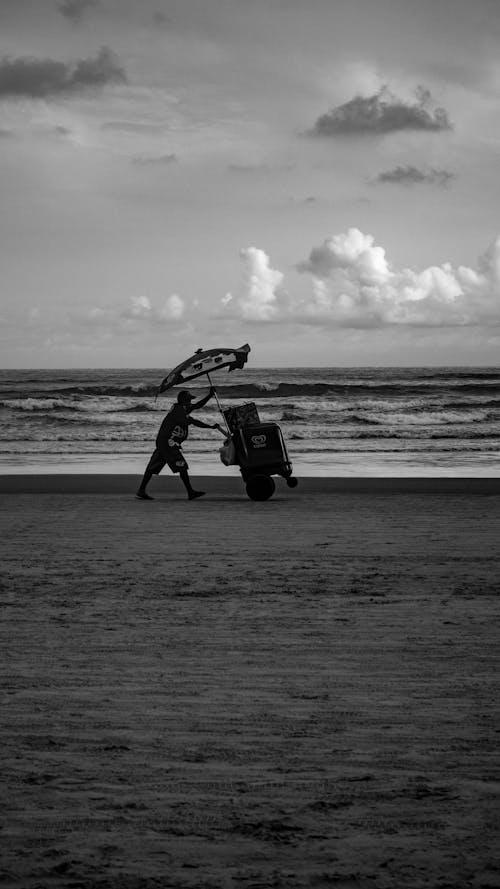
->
[[1, 473, 499, 495], [1, 470, 499, 888]]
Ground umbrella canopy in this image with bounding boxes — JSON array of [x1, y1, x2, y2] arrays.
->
[[158, 344, 251, 393]]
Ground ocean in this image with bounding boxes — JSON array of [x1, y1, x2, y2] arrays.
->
[[0, 367, 499, 476]]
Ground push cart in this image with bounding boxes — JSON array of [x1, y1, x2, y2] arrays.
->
[[221, 403, 298, 501]]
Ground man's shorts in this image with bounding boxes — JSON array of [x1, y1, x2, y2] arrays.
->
[[146, 446, 188, 475]]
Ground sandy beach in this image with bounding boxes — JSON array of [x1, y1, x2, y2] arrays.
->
[[1, 475, 499, 889]]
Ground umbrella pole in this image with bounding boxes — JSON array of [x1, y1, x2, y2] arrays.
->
[[206, 372, 230, 434]]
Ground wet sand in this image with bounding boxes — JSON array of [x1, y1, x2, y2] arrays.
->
[[1, 476, 499, 888]]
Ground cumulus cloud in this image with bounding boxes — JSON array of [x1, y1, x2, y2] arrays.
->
[[126, 295, 152, 320], [81, 294, 187, 329], [122, 294, 186, 324], [0, 47, 126, 98], [297, 228, 500, 327], [310, 86, 452, 136], [376, 165, 456, 187], [159, 294, 185, 321], [297, 228, 390, 283], [220, 229, 500, 329], [57, 0, 99, 23], [222, 247, 289, 322]]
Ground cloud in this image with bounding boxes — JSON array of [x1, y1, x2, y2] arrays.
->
[[297, 228, 500, 327], [375, 165, 456, 187], [123, 294, 186, 325], [132, 153, 178, 166], [0, 46, 126, 98], [310, 86, 452, 136], [222, 247, 289, 322], [297, 228, 390, 284], [228, 162, 295, 174], [220, 229, 500, 329], [102, 120, 167, 134], [81, 294, 187, 329], [54, 125, 72, 136], [159, 294, 185, 321], [57, 0, 99, 23], [126, 295, 153, 320], [152, 11, 171, 28]]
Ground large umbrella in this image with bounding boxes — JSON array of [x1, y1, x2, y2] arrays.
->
[[158, 343, 251, 427], [158, 344, 250, 392]]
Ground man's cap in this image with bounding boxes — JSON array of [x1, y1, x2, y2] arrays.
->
[[177, 390, 194, 404]]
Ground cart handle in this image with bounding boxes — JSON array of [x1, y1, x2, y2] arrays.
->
[[206, 371, 231, 435]]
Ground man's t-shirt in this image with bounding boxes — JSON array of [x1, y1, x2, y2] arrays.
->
[[156, 405, 191, 452]]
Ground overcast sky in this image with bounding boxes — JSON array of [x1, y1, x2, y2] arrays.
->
[[1, 0, 500, 367]]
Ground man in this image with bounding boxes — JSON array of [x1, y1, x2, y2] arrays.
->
[[135, 388, 224, 501]]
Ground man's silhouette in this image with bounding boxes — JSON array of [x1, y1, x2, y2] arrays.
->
[[136, 388, 223, 500]]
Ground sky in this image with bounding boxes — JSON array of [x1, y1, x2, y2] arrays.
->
[[1, 0, 500, 367]]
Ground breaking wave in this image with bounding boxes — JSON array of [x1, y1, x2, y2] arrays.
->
[[1, 366, 499, 473], [3, 379, 500, 402]]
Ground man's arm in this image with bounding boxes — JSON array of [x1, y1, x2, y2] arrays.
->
[[189, 417, 224, 432], [189, 387, 215, 411]]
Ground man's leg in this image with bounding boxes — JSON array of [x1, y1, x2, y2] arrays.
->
[[179, 468, 205, 500], [136, 452, 160, 499], [136, 466, 154, 499]]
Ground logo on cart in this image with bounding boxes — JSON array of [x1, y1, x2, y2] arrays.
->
[[251, 434, 267, 448]]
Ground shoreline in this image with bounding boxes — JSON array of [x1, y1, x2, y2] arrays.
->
[[1, 473, 500, 494]]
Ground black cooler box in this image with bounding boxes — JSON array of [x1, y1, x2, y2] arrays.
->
[[234, 422, 290, 470]]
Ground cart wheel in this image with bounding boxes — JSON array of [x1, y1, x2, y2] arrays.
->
[[246, 474, 275, 501], [286, 476, 298, 488]]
